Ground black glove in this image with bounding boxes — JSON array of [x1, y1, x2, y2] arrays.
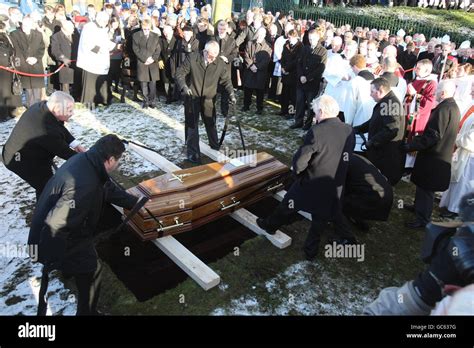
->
[[400, 142, 412, 153], [229, 94, 237, 105]]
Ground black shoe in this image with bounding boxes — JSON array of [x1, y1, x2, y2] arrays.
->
[[403, 204, 415, 213], [290, 123, 303, 129], [186, 155, 202, 165], [241, 106, 249, 112], [120, 96, 125, 103], [440, 210, 458, 219], [348, 217, 370, 231], [304, 251, 318, 261], [328, 237, 359, 246], [256, 217, 277, 235], [148, 103, 156, 109], [256, 109, 263, 115], [405, 220, 426, 229]]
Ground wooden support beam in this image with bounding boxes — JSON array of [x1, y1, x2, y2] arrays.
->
[[112, 204, 220, 290], [152, 237, 220, 291]]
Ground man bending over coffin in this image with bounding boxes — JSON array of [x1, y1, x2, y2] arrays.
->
[[175, 40, 237, 164], [343, 154, 394, 231], [29, 135, 142, 315], [257, 95, 358, 260], [1, 91, 85, 199]]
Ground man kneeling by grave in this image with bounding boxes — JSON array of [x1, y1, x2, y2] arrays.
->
[[363, 192, 474, 315], [257, 95, 357, 260], [29, 135, 146, 315]]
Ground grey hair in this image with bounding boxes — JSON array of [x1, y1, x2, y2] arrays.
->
[[312, 95, 339, 118]]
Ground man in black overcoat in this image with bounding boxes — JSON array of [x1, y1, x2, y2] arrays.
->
[[402, 80, 461, 229], [354, 78, 406, 186], [257, 95, 357, 260], [28, 135, 140, 315], [175, 41, 236, 164], [132, 19, 161, 108], [343, 154, 394, 230], [292, 29, 327, 130], [2, 92, 85, 198]]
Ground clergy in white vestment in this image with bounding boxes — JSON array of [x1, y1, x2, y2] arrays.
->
[[454, 64, 474, 117], [344, 54, 376, 152], [77, 11, 118, 106]]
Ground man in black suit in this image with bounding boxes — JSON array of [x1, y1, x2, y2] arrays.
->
[[257, 95, 357, 260], [159, 25, 178, 103], [175, 41, 236, 164], [354, 78, 406, 186], [214, 20, 239, 118], [402, 80, 461, 229], [2, 92, 85, 198], [292, 29, 327, 130], [132, 19, 161, 108]]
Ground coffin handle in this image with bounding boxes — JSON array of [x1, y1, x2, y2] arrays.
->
[[157, 217, 185, 233], [220, 197, 241, 211], [266, 182, 284, 191]]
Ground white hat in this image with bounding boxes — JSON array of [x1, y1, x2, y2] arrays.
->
[[459, 40, 471, 49], [397, 29, 406, 37], [441, 34, 450, 44]]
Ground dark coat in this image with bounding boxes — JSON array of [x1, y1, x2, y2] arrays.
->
[[243, 40, 272, 90], [296, 43, 327, 92], [132, 30, 161, 82], [409, 98, 461, 191], [281, 41, 303, 85], [214, 33, 238, 75], [9, 29, 45, 89], [343, 154, 393, 221], [175, 51, 234, 99], [171, 36, 199, 76], [50, 30, 79, 84], [398, 50, 417, 71], [214, 34, 238, 61], [28, 146, 138, 273], [159, 36, 178, 82], [235, 24, 259, 47], [355, 90, 406, 186], [283, 118, 355, 220], [0, 32, 21, 111], [417, 50, 434, 62], [2, 101, 76, 167], [2, 101, 77, 193], [196, 30, 210, 51]]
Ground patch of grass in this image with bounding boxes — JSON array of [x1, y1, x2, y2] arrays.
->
[[5, 295, 26, 306]]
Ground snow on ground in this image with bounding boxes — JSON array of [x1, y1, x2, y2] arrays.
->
[[211, 261, 375, 315]]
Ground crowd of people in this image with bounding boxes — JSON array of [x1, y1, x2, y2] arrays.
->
[[0, 0, 473, 316]]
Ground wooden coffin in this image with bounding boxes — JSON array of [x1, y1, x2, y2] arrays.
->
[[124, 152, 290, 240]]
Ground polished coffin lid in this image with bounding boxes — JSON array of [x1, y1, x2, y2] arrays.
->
[[124, 152, 289, 238]]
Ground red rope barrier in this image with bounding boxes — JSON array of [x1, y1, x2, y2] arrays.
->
[[0, 63, 67, 77]]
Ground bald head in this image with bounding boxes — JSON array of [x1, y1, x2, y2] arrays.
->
[[383, 45, 397, 58]]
